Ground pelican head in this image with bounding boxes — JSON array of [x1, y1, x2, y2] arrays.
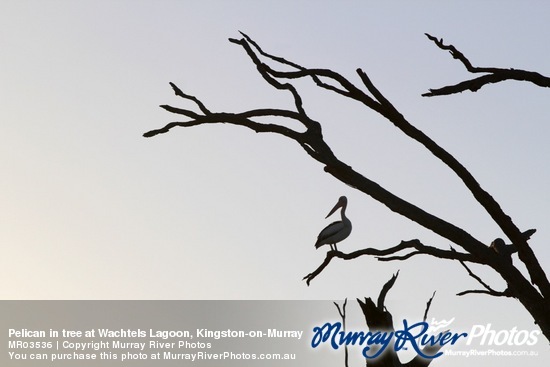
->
[[325, 196, 347, 218]]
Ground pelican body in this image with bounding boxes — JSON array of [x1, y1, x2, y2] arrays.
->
[[315, 196, 352, 251]]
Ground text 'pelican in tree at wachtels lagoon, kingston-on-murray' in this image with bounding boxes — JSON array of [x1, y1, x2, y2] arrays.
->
[[314, 196, 352, 252]]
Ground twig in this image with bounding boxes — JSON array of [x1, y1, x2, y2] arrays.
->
[[423, 291, 437, 323], [334, 299, 348, 367], [378, 271, 399, 310], [168, 82, 211, 115], [452, 247, 511, 297]]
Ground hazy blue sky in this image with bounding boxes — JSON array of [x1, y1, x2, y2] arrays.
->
[[2, 1, 549, 365]]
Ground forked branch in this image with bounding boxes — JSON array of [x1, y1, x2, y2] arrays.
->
[[451, 247, 512, 298], [423, 33, 550, 97]]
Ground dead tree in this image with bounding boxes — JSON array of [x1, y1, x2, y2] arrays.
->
[[355, 272, 443, 367], [144, 33, 550, 342]]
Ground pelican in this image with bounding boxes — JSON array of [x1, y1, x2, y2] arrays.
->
[[315, 196, 352, 251]]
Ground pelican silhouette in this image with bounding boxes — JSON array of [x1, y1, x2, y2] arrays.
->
[[315, 196, 352, 251]]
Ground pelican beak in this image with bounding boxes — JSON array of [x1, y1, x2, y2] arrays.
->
[[325, 200, 343, 219]]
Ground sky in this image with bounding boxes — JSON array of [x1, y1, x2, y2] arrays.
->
[[1, 1, 550, 365]]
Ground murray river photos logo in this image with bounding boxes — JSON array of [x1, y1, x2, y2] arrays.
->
[[310, 319, 541, 359]]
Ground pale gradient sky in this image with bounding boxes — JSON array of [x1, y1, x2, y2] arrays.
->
[[2, 1, 550, 365]]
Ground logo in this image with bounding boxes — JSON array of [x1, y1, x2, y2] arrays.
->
[[466, 324, 540, 346], [426, 317, 455, 334], [310, 319, 467, 359]]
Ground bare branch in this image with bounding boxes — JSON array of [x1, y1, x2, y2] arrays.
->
[[457, 289, 510, 297], [423, 291, 437, 323], [523, 228, 537, 240], [423, 33, 550, 96], [229, 37, 316, 126], [452, 247, 511, 298], [239, 31, 303, 70], [159, 104, 201, 119], [424, 33, 500, 74], [238, 31, 358, 99], [303, 240, 483, 286], [334, 298, 347, 319], [333, 299, 349, 367], [378, 271, 400, 310], [168, 82, 211, 115], [144, 110, 302, 139], [303, 250, 339, 286], [375, 239, 481, 263]]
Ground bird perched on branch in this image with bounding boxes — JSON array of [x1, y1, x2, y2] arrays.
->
[[489, 229, 537, 263], [489, 238, 515, 258], [314, 196, 352, 252]]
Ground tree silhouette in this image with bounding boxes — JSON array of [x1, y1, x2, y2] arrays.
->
[[354, 272, 444, 367], [144, 33, 550, 344]]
